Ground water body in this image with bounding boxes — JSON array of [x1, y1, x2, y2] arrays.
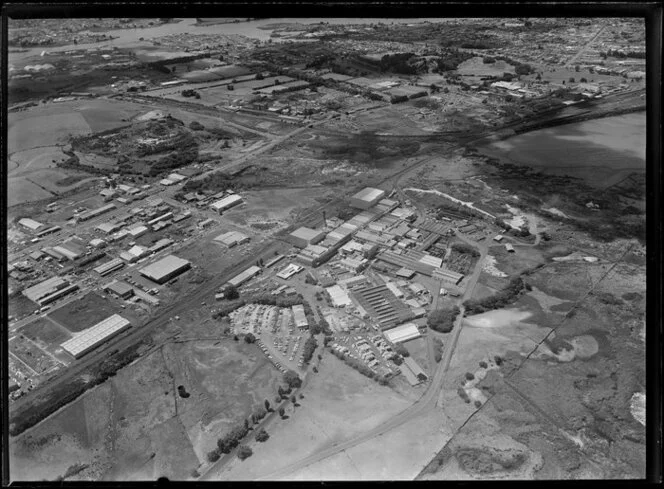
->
[[10, 18, 449, 60], [479, 112, 646, 188]]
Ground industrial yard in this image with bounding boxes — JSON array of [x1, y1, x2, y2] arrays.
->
[[6, 12, 649, 483]]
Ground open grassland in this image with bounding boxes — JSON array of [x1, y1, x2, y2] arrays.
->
[[10, 325, 281, 482], [210, 351, 413, 480], [8, 178, 55, 207]]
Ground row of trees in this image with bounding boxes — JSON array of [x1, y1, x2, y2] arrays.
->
[[301, 336, 318, 364], [451, 242, 480, 257], [463, 276, 530, 315]]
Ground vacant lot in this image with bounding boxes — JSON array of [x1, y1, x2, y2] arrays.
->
[[9, 335, 60, 375], [18, 316, 72, 347], [210, 351, 414, 480], [8, 177, 55, 207], [9, 324, 281, 482], [49, 292, 123, 332], [9, 293, 40, 319]]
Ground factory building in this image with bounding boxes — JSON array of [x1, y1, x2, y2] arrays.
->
[[139, 255, 191, 284], [94, 258, 125, 276], [209, 194, 243, 214], [276, 263, 303, 280], [383, 322, 421, 344], [227, 265, 261, 288], [18, 218, 44, 231], [96, 222, 124, 234], [77, 203, 117, 222], [291, 304, 309, 329], [148, 238, 173, 254], [51, 245, 81, 261], [89, 238, 106, 249], [61, 314, 131, 359], [22, 276, 79, 306], [214, 231, 250, 248], [350, 187, 386, 209], [431, 267, 464, 285], [505, 243, 515, 253], [127, 225, 148, 238], [287, 227, 326, 249], [104, 281, 134, 299], [326, 285, 353, 308]]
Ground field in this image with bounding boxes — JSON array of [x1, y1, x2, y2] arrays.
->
[[455, 57, 516, 77], [208, 350, 414, 480], [8, 293, 40, 318], [9, 335, 61, 375], [18, 317, 73, 347], [8, 178, 55, 207], [48, 292, 125, 333], [9, 325, 281, 482], [420, 256, 646, 480]]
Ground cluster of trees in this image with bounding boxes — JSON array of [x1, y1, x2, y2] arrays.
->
[[427, 306, 461, 333], [283, 370, 302, 390], [189, 121, 205, 131], [212, 293, 309, 321], [451, 243, 480, 257], [463, 276, 530, 315], [393, 343, 410, 358], [433, 337, 444, 363], [148, 145, 198, 176], [181, 89, 200, 99], [310, 315, 332, 336], [601, 49, 645, 59], [379, 53, 419, 75], [301, 336, 318, 364], [329, 348, 390, 385], [433, 49, 473, 72]]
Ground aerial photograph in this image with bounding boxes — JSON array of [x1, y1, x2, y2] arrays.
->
[[4, 9, 652, 482]]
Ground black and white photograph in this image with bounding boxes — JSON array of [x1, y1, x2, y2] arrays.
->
[[2, 3, 659, 483]]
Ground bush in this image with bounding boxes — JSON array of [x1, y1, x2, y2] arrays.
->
[[237, 446, 253, 460], [474, 400, 482, 408], [224, 284, 239, 300], [255, 429, 269, 442], [207, 449, 221, 462], [244, 333, 256, 344], [494, 355, 503, 366], [457, 387, 470, 402], [465, 372, 475, 381], [463, 277, 527, 315], [434, 351, 442, 363], [451, 242, 480, 257], [479, 361, 488, 368]]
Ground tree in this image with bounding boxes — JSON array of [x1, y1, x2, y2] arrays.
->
[[575, 65, 580, 72], [244, 418, 250, 430], [283, 370, 302, 389], [233, 335, 239, 341], [255, 429, 269, 442], [569, 77, 575, 83], [394, 343, 410, 357], [224, 284, 239, 300], [580, 77, 588, 83], [244, 333, 256, 344], [207, 449, 221, 462], [427, 307, 460, 333], [278, 407, 285, 417], [290, 395, 297, 404], [264, 399, 271, 411], [237, 446, 253, 460]]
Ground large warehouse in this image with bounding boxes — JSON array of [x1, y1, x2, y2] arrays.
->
[[210, 194, 243, 214], [384, 322, 421, 344], [350, 187, 386, 209], [227, 265, 261, 288], [139, 255, 191, 284], [22, 276, 79, 306], [61, 314, 131, 359], [287, 227, 326, 249], [214, 231, 250, 248]]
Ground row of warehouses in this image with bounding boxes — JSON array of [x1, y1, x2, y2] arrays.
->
[[61, 314, 131, 359]]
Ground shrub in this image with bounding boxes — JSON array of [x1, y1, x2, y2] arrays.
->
[[479, 361, 488, 368], [283, 370, 302, 389], [255, 429, 269, 442], [237, 446, 253, 460], [465, 372, 475, 381], [474, 400, 482, 408], [207, 449, 221, 462], [434, 351, 442, 363], [494, 355, 503, 366]]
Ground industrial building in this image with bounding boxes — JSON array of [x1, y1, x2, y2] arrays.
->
[[139, 255, 191, 284], [209, 194, 243, 214], [104, 281, 134, 299], [77, 203, 116, 222], [296, 244, 334, 267], [120, 251, 138, 263], [493, 234, 504, 242], [52, 245, 81, 261], [384, 322, 421, 344], [96, 222, 124, 234], [22, 276, 79, 306], [431, 267, 464, 285], [127, 225, 148, 238], [18, 218, 44, 231], [505, 243, 515, 253], [94, 258, 125, 276], [276, 263, 303, 280], [89, 238, 106, 249], [350, 187, 386, 209], [227, 265, 261, 288], [148, 238, 173, 254], [127, 245, 150, 259], [326, 285, 353, 308], [292, 304, 309, 329], [351, 284, 414, 330], [214, 231, 250, 248], [61, 314, 131, 359], [287, 226, 326, 249]]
